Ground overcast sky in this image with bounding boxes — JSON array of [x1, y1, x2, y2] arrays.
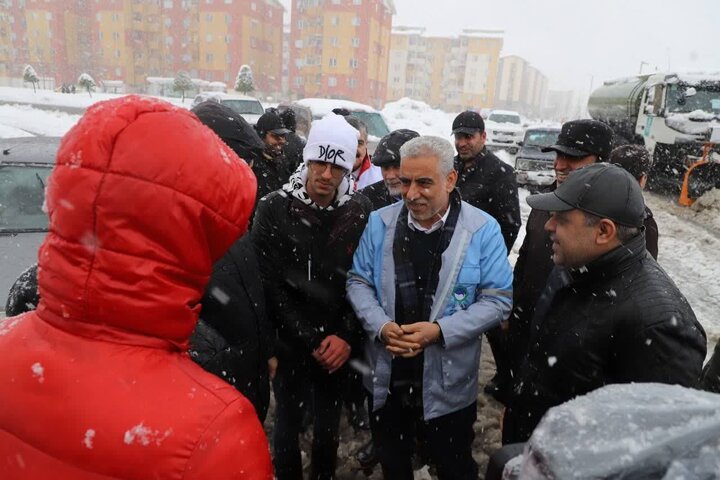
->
[[279, 0, 720, 93]]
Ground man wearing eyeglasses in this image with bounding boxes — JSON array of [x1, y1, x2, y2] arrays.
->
[[252, 113, 372, 480]]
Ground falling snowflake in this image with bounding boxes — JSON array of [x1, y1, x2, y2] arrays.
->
[[83, 429, 96, 449], [31, 362, 45, 383]]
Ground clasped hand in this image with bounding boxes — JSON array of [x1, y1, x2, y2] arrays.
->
[[312, 335, 351, 374], [381, 321, 441, 358]]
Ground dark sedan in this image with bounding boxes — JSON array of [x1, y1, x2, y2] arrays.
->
[[1, 136, 59, 312]]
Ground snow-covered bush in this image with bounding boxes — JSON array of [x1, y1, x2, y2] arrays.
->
[[77, 73, 96, 97], [234, 65, 254, 94], [23, 65, 39, 92], [173, 71, 193, 102]]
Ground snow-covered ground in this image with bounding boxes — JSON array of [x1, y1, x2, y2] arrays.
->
[[1, 87, 719, 347]]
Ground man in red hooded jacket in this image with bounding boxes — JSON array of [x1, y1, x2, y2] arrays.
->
[[0, 96, 272, 479]]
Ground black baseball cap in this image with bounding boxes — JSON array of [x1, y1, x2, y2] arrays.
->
[[255, 110, 291, 136], [526, 163, 645, 227], [372, 129, 420, 167], [542, 119, 614, 161], [452, 110, 485, 135]]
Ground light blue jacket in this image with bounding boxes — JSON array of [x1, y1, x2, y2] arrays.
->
[[346, 200, 513, 420]]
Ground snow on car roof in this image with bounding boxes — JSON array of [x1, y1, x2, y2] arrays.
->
[[489, 109, 521, 116], [295, 98, 378, 117]]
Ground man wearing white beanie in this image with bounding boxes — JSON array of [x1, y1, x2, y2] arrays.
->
[[252, 113, 372, 480]]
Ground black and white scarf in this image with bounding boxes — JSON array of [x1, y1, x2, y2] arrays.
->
[[282, 163, 355, 211]]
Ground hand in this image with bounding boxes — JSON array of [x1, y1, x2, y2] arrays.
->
[[381, 322, 422, 358], [312, 335, 351, 373], [267, 356, 278, 380], [399, 322, 441, 356], [500, 320, 509, 331]]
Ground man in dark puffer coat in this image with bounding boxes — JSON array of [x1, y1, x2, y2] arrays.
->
[[252, 113, 371, 480], [188, 234, 274, 423], [503, 164, 707, 444]]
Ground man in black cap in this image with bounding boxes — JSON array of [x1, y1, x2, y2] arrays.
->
[[452, 110, 520, 401], [452, 110, 520, 252], [253, 109, 294, 204], [610, 144, 659, 259], [502, 163, 706, 443], [502, 119, 614, 406], [360, 128, 420, 211]]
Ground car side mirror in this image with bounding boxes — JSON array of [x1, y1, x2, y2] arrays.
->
[[517, 141, 524, 147]]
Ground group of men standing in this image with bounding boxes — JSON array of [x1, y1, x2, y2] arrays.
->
[[0, 94, 709, 480]]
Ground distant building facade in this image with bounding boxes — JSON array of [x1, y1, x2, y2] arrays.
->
[[387, 27, 503, 112], [289, 0, 395, 108], [0, 0, 284, 99], [495, 54, 548, 117]]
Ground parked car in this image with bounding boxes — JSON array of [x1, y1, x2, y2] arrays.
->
[[293, 98, 391, 154], [0, 136, 59, 311], [514, 126, 561, 190], [190, 92, 265, 125], [486, 110, 525, 154]]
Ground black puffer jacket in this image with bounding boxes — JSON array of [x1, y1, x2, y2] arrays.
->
[[700, 341, 720, 394], [188, 234, 273, 422], [454, 148, 520, 252], [508, 233, 707, 441], [251, 189, 371, 362], [5, 263, 39, 316], [358, 180, 398, 211], [252, 153, 294, 206]]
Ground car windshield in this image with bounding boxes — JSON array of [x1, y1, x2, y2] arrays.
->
[[223, 99, 265, 115], [524, 130, 560, 147], [0, 165, 51, 232], [348, 111, 390, 138], [666, 84, 720, 114], [489, 114, 521, 124]]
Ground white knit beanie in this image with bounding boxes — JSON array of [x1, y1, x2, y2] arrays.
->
[[302, 113, 358, 172]]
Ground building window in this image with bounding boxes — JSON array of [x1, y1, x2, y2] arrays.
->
[[351, 16, 360, 26], [329, 57, 337, 67], [225, 34, 231, 43], [329, 36, 338, 47], [295, 77, 303, 86], [330, 16, 339, 26], [348, 78, 357, 89], [115, 49, 121, 58], [206, 33, 213, 42], [251, 2, 256, 10], [225, 14, 231, 24], [349, 58, 358, 69], [206, 13, 213, 22], [163, 0, 173, 7], [353, 0, 361, 4], [206, 53, 214, 63], [328, 76, 337, 86], [352, 37, 360, 47], [331, 0, 340, 3]]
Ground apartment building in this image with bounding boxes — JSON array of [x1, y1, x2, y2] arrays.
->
[[495, 54, 549, 117], [0, 0, 284, 96], [289, 0, 395, 108], [387, 27, 503, 112]]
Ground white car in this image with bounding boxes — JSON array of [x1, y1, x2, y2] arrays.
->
[[191, 92, 265, 125], [293, 98, 391, 154], [485, 110, 525, 154]]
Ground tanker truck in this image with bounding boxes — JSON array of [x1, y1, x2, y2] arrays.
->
[[588, 72, 720, 192]]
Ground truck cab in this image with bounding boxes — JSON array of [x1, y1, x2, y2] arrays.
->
[[589, 72, 720, 192]]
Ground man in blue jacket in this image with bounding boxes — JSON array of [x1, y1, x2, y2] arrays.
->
[[346, 136, 513, 480]]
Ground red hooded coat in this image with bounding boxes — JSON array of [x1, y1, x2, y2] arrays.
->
[[0, 96, 272, 479]]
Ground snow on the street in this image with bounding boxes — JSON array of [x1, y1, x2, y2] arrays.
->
[[0, 104, 81, 137], [0, 87, 718, 348]]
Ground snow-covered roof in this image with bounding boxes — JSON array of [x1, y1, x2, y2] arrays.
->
[[102, 80, 125, 87], [208, 81, 227, 88], [460, 29, 504, 39], [146, 76, 174, 85], [295, 98, 378, 117], [392, 26, 425, 36]]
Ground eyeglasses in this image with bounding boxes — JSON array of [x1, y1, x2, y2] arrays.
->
[[307, 161, 346, 178]]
